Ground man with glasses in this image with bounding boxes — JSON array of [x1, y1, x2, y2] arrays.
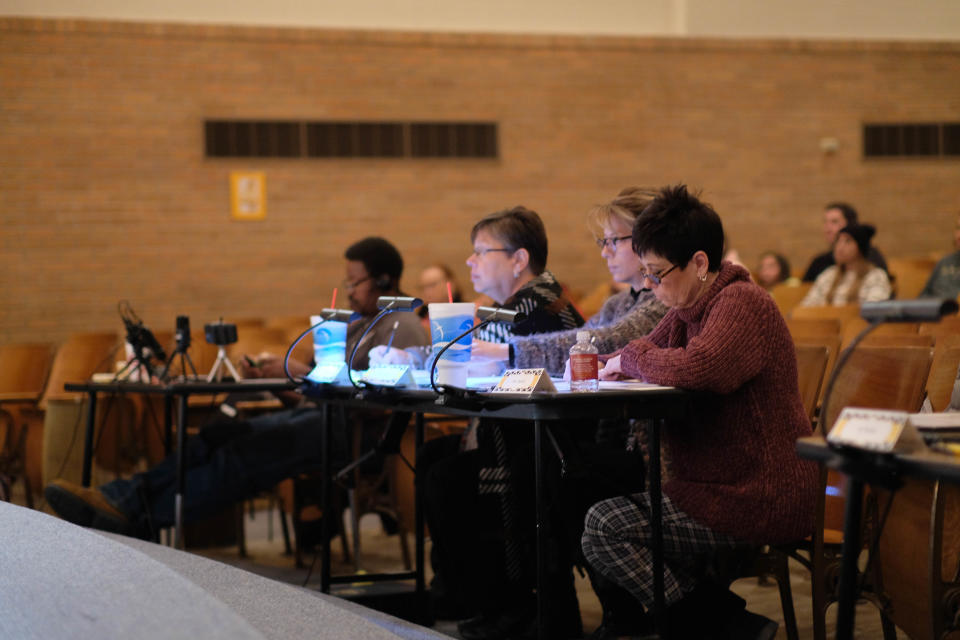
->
[[45, 237, 428, 541]]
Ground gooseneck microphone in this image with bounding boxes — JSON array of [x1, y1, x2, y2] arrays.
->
[[429, 306, 526, 394], [347, 297, 423, 389], [283, 308, 359, 384], [859, 298, 959, 323]]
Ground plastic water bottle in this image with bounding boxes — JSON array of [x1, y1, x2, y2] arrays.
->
[[569, 331, 599, 392]]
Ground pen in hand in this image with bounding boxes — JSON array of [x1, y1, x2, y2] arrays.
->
[[385, 320, 400, 352]]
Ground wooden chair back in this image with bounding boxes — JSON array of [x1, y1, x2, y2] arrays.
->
[[927, 336, 960, 412], [0, 343, 55, 506], [841, 318, 920, 348], [0, 343, 56, 404], [787, 317, 841, 340], [860, 333, 935, 348], [794, 335, 841, 408], [887, 257, 938, 300], [770, 282, 813, 317], [41, 332, 120, 407], [822, 345, 934, 430], [919, 315, 960, 341], [874, 478, 960, 640], [795, 344, 830, 422]]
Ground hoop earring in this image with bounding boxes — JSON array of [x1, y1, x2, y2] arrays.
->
[[698, 273, 707, 282]]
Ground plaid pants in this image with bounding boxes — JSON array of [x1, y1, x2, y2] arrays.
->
[[581, 493, 739, 608]]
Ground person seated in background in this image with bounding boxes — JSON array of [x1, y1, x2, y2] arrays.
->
[[920, 210, 960, 299], [586, 185, 817, 639], [802, 202, 887, 282], [799, 223, 891, 307], [45, 237, 428, 539], [755, 251, 796, 290], [416, 263, 464, 332]]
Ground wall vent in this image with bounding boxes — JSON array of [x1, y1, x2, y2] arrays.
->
[[863, 122, 960, 158], [205, 120, 498, 159]]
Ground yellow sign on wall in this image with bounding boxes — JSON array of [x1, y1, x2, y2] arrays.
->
[[230, 171, 266, 220]]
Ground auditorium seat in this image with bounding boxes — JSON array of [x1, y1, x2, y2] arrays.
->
[[770, 281, 812, 317], [38, 332, 122, 491], [794, 345, 933, 640], [887, 256, 937, 299], [874, 477, 960, 640], [0, 342, 55, 506], [926, 335, 960, 412]]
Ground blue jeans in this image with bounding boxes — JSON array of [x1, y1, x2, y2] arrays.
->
[[100, 407, 348, 530]]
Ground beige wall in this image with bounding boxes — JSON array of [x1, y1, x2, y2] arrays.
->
[[2, 17, 959, 344], [2, 0, 960, 40]]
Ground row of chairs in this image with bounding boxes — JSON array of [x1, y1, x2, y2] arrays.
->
[[0, 319, 426, 573]]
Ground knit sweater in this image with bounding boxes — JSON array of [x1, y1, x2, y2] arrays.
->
[[511, 288, 667, 376], [475, 270, 584, 344], [619, 262, 817, 544]]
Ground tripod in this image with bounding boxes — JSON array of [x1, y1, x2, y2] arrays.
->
[[160, 345, 198, 381], [113, 342, 157, 382], [207, 345, 241, 382]]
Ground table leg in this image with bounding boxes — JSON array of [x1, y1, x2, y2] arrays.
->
[[174, 393, 187, 549], [534, 419, 543, 640], [650, 418, 665, 637], [81, 391, 97, 487], [835, 476, 865, 640], [163, 394, 173, 456], [415, 412, 426, 615], [320, 402, 332, 594]]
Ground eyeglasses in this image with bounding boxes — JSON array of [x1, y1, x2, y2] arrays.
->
[[595, 235, 632, 252], [642, 264, 678, 285], [342, 276, 371, 291], [472, 247, 514, 258]]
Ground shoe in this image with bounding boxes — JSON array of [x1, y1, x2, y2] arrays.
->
[[44, 479, 144, 538], [718, 609, 778, 640], [457, 608, 532, 640]]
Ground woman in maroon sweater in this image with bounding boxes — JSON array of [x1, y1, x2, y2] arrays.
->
[[582, 185, 817, 640]]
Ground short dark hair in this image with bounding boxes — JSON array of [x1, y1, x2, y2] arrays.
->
[[632, 185, 724, 272], [470, 206, 548, 275], [344, 237, 404, 286], [824, 202, 859, 226]]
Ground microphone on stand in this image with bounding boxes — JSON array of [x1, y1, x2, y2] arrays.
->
[[347, 297, 423, 389], [859, 298, 958, 323], [429, 306, 526, 395], [283, 308, 359, 384]]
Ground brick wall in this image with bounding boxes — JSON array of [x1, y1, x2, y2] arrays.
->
[[2, 18, 959, 344]]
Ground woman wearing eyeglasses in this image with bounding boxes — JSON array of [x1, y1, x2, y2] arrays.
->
[[585, 185, 817, 639], [470, 187, 668, 377]]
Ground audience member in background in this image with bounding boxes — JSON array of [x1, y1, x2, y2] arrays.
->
[[802, 202, 888, 282], [755, 251, 796, 290], [920, 210, 960, 299], [800, 223, 891, 307], [587, 185, 817, 639], [416, 263, 463, 332], [45, 237, 428, 539]]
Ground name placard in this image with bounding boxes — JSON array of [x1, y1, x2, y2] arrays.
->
[[827, 407, 925, 453], [362, 365, 417, 389], [491, 368, 558, 395], [306, 362, 351, 386]]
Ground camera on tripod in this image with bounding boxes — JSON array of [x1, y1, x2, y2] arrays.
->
[[204, 321, 238, 346]]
